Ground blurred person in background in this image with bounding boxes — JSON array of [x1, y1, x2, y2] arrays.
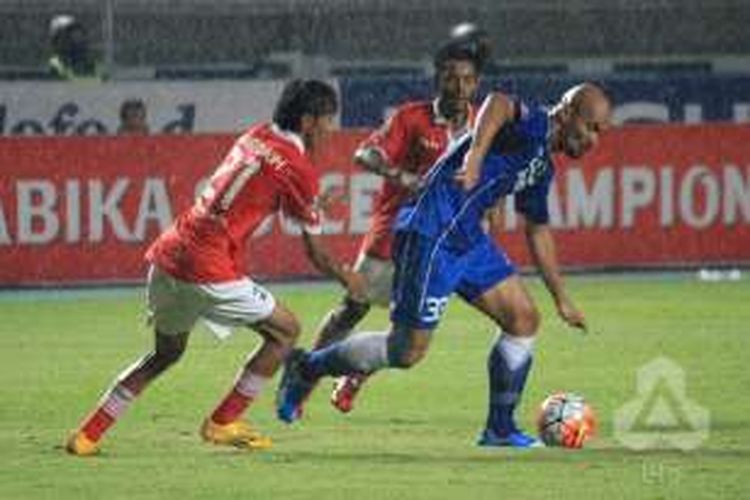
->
[[48, 14, 102, 81], [307, 23, 492, 415], [118, 99, 150, 135], [66, 80, 366, 456]]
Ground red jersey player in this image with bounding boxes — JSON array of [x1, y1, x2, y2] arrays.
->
[[310, 27, 492, 413], [66, 80, 365, 456]]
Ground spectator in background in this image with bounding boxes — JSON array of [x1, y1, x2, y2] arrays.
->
[[48, 14, 102, 81], [118, 99, 150, 135]]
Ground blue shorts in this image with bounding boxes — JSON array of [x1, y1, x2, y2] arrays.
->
[[390, 231, 516, 330]]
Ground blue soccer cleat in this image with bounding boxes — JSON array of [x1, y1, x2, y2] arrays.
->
[[477, 427, 544, 449], [276, 349, 317, 424]]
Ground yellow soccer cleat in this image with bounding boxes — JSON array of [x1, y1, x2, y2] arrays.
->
[[65, 431, 100, 457], [200, 418, 272, 450]]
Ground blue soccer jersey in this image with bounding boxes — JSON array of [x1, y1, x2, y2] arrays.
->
[[390, 101, 555, 330], [394, 101, 554, 254]]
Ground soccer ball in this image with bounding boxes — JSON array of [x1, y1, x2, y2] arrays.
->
[[536, 392, 596, 448]]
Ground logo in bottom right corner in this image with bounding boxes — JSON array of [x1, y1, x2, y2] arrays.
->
[[614, 356, 710, 451]]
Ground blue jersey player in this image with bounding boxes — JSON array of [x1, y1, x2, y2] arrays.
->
[[276, 83, 613, 447]]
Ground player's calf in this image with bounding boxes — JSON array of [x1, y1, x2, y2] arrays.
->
[[479, 332, 537, 445], [385, 326, 431, 369], [313, 296, 371, 348], [65, 332, 189, 456]]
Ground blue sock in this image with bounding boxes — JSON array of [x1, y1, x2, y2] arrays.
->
[[304, 331, 389, 379], [485, 335, 534, 436]]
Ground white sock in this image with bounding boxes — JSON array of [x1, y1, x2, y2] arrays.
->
[[497, 333, 535, 371], [234, 369, 269, 399], [100, 384, 135, 418], [338, 331, 390, 373]]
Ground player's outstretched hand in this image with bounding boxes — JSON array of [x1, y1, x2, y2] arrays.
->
[[386, 169, 422, 192], [398, 171, 423, 192], [317, 185, 347, 217], [556, 296, 588, 333]]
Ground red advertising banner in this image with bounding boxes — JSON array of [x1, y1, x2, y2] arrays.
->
[[1, 125, 749, 286], [501, 124, 750, 269]]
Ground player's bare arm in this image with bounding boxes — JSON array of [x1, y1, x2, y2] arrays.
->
[[354, 146, 420, 191], [481, 199, 506, 236], [456, 92, 515, 190], [302, 229, 367, 301], [523, 219, 587, 331]]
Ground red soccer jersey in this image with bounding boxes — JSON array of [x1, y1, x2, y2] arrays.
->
[[146, 123, 320, 283], [359, 100, 475, 259]]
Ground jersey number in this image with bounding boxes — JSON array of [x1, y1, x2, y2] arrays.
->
[[421, 296, 449, 323], [201, 155, 261, 213]]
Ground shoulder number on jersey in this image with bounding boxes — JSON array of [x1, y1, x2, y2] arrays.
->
[[512, 155, 547, 192]]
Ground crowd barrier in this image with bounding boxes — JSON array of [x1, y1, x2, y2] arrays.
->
[[1, 124, 748, 286]]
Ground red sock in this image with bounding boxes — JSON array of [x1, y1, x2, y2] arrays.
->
[[80, 408, 115, 442], [210, 389, 252, 425], [79, 384, 137, 442]]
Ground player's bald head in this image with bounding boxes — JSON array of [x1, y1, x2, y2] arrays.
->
[[551, 82, 613, 158], [560, 82, 612, 122]]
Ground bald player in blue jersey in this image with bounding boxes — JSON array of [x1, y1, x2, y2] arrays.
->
[[277, 83, 613, 447]]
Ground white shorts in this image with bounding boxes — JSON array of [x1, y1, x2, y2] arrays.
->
[[146, 265, 276, 338], [353, 252, 394, 308]]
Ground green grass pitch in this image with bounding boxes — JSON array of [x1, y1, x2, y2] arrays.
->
[[1, 275, 749, 499]]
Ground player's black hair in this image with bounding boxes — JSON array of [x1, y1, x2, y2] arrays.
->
[[273, 79, 338, 132], [433, 23, 492, 74]]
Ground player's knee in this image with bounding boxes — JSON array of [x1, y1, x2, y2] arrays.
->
[[155, 345, 184, 367], [510, 303, 540, 337], [405, 347, 428, 367], [388, 345, 428, 369], [154, 331, 187, 367], [271, 305, 302, 340], [276, 316, 302, 349]]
